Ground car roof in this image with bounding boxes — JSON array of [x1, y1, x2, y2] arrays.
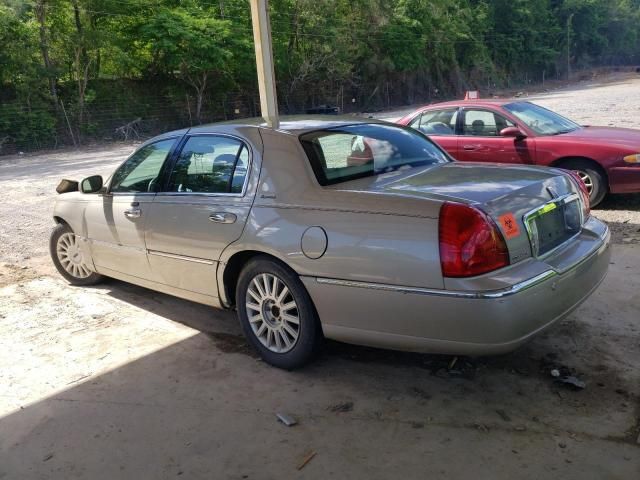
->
[[420, 99, 525, 109], [193, 115, 389, 134], [141, 115, 391, 147]]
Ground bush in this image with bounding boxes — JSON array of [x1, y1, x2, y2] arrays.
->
[[0, 103, 57, 152]]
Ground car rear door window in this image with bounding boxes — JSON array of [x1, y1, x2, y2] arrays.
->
[[410, 109, 458, 135], [463, 109, 514, 136], [110, 138, 176, 193], [166, 136, 249, 194]]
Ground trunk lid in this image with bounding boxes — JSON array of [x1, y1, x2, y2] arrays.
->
[[333, 162, 585, 264]]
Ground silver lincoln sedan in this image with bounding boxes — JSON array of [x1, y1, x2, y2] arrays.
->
[[50, 118, 611, 369]]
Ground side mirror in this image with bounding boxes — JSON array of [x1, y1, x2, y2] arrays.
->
[[80, 175, 104, 193], [500, 126, 526, 139]]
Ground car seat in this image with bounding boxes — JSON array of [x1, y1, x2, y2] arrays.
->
[[471, 119, 485, 136]]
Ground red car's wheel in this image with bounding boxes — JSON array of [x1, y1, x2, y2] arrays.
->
[[559, 159, 607, 207]]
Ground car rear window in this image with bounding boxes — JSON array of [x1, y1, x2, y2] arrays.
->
[[299, 124, 450, 186]]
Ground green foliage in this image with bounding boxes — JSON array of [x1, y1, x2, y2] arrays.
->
[[1, 0, 639, 151], [0, 103, 56, 150]]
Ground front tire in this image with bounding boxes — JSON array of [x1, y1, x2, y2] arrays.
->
[[49, 223, 104, 286], [236, 256, 322, 369]]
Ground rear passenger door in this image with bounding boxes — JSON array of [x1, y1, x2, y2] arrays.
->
[[457, 108, 534, 164], [408, 108, 459, 158], [144, 134, 254, 297]]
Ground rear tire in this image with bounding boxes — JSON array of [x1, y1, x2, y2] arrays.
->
[[558, 159, 607, 207], [236, 256, 322, 369], [50, 223, 104, 286]]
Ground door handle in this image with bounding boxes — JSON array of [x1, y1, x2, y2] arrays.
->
[[463, 144, 478, 151], [209, 212, 237, 224], [124, 208, 141, 219]]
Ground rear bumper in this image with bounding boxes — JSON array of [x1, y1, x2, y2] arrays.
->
[[303, 222, 611, 355], [608, 166, 640, 194]]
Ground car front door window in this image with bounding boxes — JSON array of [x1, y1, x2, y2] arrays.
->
[[110, 139, 176, 193]]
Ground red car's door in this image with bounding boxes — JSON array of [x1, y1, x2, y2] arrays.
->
[[407, 108, 459, 158], [457, 108, 535, 164]]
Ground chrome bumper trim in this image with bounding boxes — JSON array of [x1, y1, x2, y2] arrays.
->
[[315, 271, 556, 299], [315, 225, 609, 300]]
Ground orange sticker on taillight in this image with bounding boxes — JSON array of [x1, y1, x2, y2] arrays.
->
[[498, 213, 520, 239]]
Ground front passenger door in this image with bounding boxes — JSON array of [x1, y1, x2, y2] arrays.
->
[[144, 135, 254, 298], [85, 138, 177, 279]]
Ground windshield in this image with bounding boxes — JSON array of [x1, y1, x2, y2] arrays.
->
[[300, 124, 450, 185], [503, 102, 581, 136]]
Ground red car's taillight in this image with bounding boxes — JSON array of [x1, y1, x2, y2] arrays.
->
[[439, 202, 510, 278], [567, 170, 590, 217]]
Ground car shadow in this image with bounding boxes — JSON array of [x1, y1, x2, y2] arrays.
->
[[597, 193, 640, 211], [2, 275, 639, 478]]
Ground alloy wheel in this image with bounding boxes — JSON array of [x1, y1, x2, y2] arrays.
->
[[575, 169, 594, 194], [56, 232, 92, 279], [245, 273, 300, 353]]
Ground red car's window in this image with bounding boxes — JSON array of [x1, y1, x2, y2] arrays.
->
[[462, 109, 514, 136], [410, 109, 458, 136]]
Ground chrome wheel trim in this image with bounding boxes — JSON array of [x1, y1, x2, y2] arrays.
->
[[575, 170, 594, 194], [56, 232, 92, 279], [245, 273, 300, 353]]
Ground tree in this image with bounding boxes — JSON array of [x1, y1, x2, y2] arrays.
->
[[138, 7, 244, 123]]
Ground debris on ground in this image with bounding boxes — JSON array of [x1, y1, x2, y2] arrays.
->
[[328, 401, 354, 413], [495, 409, 511, 422], [431, 356, 478, 379], [297, 451, 317, 471], [545, 364, 586, 390], [276, 413, 297, 427], [558, 375, 586, 390]]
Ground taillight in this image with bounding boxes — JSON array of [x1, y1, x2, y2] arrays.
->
[[439, 202, 510, 278], [567, 171, 590, 217]]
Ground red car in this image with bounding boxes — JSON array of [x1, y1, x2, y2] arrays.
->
[[396, 100, 640, 206]]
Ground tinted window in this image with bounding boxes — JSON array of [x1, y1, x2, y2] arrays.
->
[[410, 109, 458, 135], [462, 109, 514, 136], [110, 139, 176, 193], [300, 124, 450, 186], [167, 136, 249, 194]]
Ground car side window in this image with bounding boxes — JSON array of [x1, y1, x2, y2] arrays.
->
[[110, 138, 176, 193], [410, 109, 458, 136], [166, 136, 249, 194], [462, 109, 514, 136]]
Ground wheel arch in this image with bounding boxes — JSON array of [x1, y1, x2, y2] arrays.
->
[[219, 249, 298, 308], [550, 156, 609, 185]]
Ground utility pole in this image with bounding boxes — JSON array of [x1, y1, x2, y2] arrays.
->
[[249, 0, 279, 128], [566, 13, 574, 81]]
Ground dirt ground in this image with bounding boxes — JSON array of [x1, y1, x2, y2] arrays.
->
[[1, 76, 639, 479]]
